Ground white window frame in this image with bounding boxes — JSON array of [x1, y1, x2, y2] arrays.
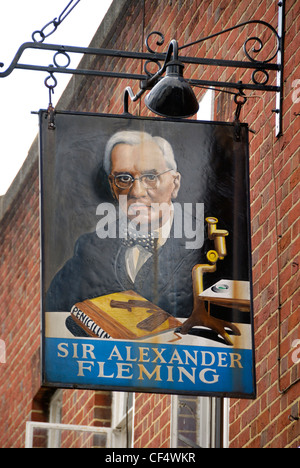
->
[[223, 398, 229, 448], [111, 392, 135, 448], [47, 390, 63, 448], [171, 395, 229, 448], [25, 421, 112, 448]]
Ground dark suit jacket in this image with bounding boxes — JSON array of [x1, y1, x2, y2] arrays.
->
[[45, 226, 203, 319]]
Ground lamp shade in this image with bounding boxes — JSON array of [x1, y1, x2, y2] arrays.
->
[[145, 60, 199, 118]]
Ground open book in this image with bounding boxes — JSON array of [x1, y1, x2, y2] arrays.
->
[[69, 290, 182, 340]]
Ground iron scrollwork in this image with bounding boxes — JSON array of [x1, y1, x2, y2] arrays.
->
[[0, 2, 285, 135], [145, 19, 281, 88]]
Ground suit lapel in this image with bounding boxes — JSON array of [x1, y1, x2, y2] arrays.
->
[[134, 234, 195, 296], [113, 226, 202, 305], [114, 243, 135, 291]]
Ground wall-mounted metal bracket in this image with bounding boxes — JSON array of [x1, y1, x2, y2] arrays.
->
[[274, 1, 285, 137], [0, 1, 285, 136]]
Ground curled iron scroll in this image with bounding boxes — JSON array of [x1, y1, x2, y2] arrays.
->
[[145, 21, 280, 90], [242, 23, 280, 64], [144, 59, 162, 78], [145, 31, 165, 54], [179, 20, 280, 64]]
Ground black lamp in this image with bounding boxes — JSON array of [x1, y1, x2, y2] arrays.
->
[[144, 40, 199, 118]]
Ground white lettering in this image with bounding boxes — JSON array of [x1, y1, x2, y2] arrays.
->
[[72, 343, 79, 359], [82, 343, 96, 360], [138, 364, 162, 381], [178, 366, 196, 384], [183, 349, 198, 366], [201, 351, 215, 366], [108, 345, 123, 361], [54, 343, 246, 389], [57, 343, 68, 358], [217, 352, 228, 367], [152, 348, 167, 363], [97, 362, 114, 378], [167, 366, 174, 382], [126, 346, 137, 362], [199, 368, 219, 384], [230, 353, 243, 368], [139, 347, 150, 362], [116, 363, 133, 379], [77, 360, 94, 377], [169, 349, 183, 365]]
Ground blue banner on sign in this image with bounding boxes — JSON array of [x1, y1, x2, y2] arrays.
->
[[44, 337, 255, 396]]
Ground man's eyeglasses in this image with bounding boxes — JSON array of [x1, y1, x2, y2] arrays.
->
[[111, 169, 173, 190]]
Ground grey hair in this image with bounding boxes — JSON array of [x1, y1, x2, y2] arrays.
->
[[103, 130, 177, 174]]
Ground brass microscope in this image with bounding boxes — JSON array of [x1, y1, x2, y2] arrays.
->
[[181, 217, 250, 346]]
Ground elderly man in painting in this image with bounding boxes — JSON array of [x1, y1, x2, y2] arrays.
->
[[46, 130, 239, 344]]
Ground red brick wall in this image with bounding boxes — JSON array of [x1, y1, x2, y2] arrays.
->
[[134, 394, 172, 448], [0, 0, 298, 448], [0, 160, 40, 448], [227, 0, 300, 448]]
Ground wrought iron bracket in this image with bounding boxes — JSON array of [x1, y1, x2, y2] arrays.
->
[[0, 1, 285, 136]]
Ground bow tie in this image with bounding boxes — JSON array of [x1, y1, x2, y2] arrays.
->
[[122, 231, 158, 253]]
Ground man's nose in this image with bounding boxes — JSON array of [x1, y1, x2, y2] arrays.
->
[[129, 178, 147, 197]]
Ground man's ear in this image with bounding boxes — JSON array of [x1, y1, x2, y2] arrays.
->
[[171, 172, 181, 199]]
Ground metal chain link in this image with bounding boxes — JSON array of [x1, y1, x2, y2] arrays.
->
[[32, 0, 81, 43]]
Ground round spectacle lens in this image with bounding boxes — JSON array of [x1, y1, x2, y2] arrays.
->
[[113, 170, 172, 190], [115, 174, 134, 188], [141, 175, 158, 188], [114, 174, 159, 189]]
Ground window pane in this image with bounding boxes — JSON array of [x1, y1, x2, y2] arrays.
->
[[173, 395, 224, 449]]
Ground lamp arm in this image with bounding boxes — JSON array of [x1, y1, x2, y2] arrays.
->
[[124, 39, 179, 108], [142, 39, 179, 88]]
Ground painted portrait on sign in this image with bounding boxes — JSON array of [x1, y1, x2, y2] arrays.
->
[[40, 112, 255, 398]]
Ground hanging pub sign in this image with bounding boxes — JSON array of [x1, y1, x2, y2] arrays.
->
[[40, 111, 256, 398]]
